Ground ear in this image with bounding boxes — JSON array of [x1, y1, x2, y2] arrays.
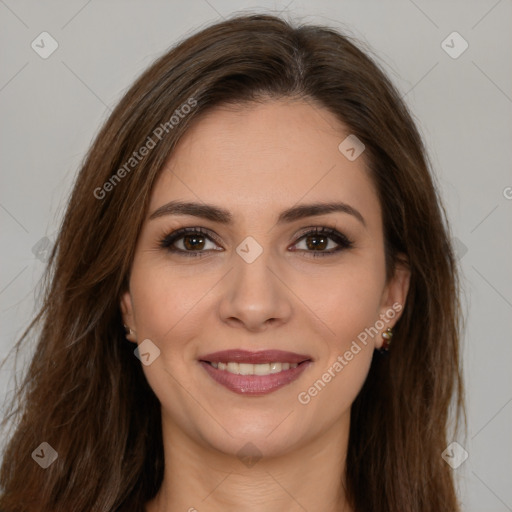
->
[[376, 257, 410, 349], [120, 290, 137, 343]]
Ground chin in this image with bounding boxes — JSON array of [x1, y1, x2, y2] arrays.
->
[[180, 405, 305, 460], [207, 428, 303, 461]]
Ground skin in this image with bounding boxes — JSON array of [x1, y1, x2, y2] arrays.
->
[[121, 98, 410, 512]]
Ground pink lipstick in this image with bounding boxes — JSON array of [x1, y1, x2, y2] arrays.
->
[[199, 349, 312, 395]]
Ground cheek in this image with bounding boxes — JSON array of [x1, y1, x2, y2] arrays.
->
[[295, 268, 380, 421], [293, 259, 385, 347], [128, 262, 212, 428], [129, 259, 217, 343]]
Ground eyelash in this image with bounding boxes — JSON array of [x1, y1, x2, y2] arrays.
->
[[158, 226, 354, 258]]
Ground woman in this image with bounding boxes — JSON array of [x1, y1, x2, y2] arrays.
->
[[0, 13, 465, 512]]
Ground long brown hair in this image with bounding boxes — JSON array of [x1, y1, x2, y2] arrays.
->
[[0, 13, 465, 511]]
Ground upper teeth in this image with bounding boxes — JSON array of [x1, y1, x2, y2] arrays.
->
[[210, 362, 298, 375]]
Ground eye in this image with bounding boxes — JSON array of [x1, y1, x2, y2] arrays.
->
[[291, 227, 354, 257], [159, 227, 222, 257], [159, 226, 354, 258]]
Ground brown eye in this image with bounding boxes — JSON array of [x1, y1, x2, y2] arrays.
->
[[182, 233, 206, 251], [159, 227, 222, 257], [292, 227, 354, 257], [303, 234, 330, 251]]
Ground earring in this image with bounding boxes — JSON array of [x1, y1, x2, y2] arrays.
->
[[380, 328, 394, 352], [123, 324, 135, 338]]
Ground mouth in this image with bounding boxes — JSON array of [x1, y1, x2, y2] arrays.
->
[[199, 349, 313, 395]]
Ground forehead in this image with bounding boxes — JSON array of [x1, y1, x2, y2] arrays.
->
[[150, 99, 380, 227]]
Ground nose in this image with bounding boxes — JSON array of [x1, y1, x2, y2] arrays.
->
[[218, 249, 293, 332]]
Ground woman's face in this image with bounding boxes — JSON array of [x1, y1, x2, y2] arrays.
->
[[121, 98, 409, 458]]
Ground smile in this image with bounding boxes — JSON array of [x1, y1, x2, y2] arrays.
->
[[199, 349, 312, 395], [209, 361, 299, 375]]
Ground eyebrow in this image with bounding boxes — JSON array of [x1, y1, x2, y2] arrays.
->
[[149, 200, 366, 227]]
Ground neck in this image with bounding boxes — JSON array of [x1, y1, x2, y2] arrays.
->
[[146, 413, 353, 512]]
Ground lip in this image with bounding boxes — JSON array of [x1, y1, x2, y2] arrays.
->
[[199, 350, 313, 396]]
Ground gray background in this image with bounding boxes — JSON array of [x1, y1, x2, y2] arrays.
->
[[1, 1, 511, 510]]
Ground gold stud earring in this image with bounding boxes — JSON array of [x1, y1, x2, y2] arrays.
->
[[380, 328, 394, 352]]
